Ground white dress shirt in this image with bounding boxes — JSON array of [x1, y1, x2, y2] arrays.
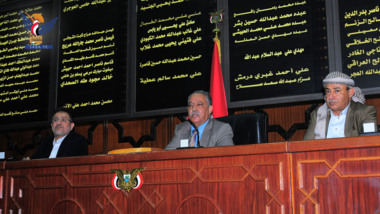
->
[[49, 135, 67, 158], [326, 104, 350, 138]]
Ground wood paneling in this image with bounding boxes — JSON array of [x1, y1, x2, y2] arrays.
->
[[289, 136, 380, 214], [0, 162, 5, 214], [2, 137, 380, 213], [5, 144, 291, 213]]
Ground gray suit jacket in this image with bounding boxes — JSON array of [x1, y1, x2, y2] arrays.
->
[[165, 118, 234, 150], [304, 101, 377, 140]]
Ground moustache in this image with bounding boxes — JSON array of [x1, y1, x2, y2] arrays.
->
[[327, 99, 338, 105], [189, 111, 200, 117], [54, 124, 63, 129]]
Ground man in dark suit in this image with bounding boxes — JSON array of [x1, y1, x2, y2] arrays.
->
[[165, 90, 234, 150], [32, 107, 88, 159], [304, 71, 377, 140]]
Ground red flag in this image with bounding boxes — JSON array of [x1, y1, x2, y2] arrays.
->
[[210, 38, 228, 118]]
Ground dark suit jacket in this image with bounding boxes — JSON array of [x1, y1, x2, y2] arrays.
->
[[32, 131, 89, 159], [304, 101, 377, 140], [165, 118, 234, 150]]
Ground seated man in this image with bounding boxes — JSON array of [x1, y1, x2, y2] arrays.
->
[[304, 71, 377, 140], [32, 107, 88, 159], [165, 90, 234, 149]]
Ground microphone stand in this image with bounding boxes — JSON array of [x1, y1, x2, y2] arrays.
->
[[176, 117, 203, 149], [187, 118, 203, 148]]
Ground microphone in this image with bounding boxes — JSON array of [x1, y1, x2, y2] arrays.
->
[[176, 116, 203, 149]]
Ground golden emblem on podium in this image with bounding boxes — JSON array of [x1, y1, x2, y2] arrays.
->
[[111, 167, 145, 192]]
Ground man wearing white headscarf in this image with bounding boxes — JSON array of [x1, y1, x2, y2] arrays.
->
[[304, 71, 377, 140]]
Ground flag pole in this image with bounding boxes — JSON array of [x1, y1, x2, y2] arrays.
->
[[209, 11, 228, 118]]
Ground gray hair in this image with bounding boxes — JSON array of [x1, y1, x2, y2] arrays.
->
[[187, 90, 212, 106]]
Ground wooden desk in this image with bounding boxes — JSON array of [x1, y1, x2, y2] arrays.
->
[[0, 161, 5, 214], [289, 136, 380, 214], [2, 136, 380, 213]]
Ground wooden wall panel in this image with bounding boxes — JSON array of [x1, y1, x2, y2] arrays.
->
[[265, 103, 312, 143], [107, 116, 177, 150], [75, 124, 104, 154], [366, 95, 380, 124]]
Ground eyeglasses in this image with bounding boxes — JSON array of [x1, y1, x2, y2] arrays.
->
[[52, 117, 72, 123]]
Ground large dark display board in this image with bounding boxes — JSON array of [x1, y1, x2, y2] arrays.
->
[[135, 0, 216, 113], [338, 0, 380, 89], [57, 0, 128, 119], [0, 2, 56, 128], [228, 0, 329, 103], [3, 0, 380, 130]]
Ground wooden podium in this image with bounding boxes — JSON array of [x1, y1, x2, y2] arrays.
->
[[1, 136, 379, 213]]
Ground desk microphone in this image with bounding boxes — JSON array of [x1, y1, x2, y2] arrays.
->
[[176, 117, 203, 149]]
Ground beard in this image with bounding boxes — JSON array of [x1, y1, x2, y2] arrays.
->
[[52, 125, 69, 137]]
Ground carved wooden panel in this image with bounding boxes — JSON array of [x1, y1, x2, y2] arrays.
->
[[4, 138, 380, 213], [0, 168, 4, 214], [291, 146, 380, 214], [5, 152, 291, 213]]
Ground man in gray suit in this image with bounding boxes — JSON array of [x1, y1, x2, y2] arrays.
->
[[165, 90, 234, 150], [304, 71, 377, 140]]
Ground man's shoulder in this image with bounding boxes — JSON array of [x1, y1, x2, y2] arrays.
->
[[211, 117, 228, 125], [350, 101, 376, 112], [176, 118, 231, 130], [313, 103, 326, 113], [176, 121, 191, 129], [210, 118, 232, 130]]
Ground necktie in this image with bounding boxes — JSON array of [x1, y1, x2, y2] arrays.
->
[[189, 129, 198, 147]]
